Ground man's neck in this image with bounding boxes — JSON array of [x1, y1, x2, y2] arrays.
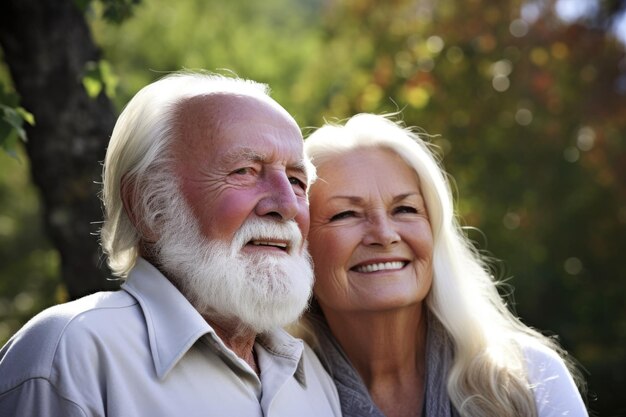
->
[[206, 318, 259, 375]]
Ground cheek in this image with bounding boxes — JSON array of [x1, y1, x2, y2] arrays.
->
[[196, 190, 260, 237], [309, 229, 354, 300], [409, 225, 434, 293], [423, 273, 434, 294], [309, 229, 350, 274], [295, 200, 310, 239], [409, 223, 434, 257], [312, 264, 342, 309]]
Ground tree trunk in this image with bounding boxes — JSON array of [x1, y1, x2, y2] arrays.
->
[[0, 0, 120, 298]]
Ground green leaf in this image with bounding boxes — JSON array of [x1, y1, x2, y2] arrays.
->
[[16, 108, 35, 126], [3, 106, 23, 128], [98, 60, 119, 98], [81, 60, 118, 99], [1, 105, 27, 142], [0, 91, 33, 156], [0, 120, 20, 160], [82, 76, 103, 98]]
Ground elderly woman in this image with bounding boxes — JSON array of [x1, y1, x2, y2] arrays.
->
[[299, 114, 587, 417]]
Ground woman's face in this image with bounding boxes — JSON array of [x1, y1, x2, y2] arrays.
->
[[308, 147, 433, 315]]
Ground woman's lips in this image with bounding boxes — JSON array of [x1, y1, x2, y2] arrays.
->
[[351, 260, 409, 273]]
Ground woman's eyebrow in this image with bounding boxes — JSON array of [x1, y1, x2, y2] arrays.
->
[[327, 193, 423, 204], [327, 195, 363, 204], [392, 192, 424, 203]]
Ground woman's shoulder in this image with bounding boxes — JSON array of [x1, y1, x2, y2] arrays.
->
[[519, 338, 589, 417], [521, 338, 565, 370]]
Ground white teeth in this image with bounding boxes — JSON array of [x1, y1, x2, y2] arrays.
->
[[251, 241, 287, 248], [354, 261, 405, 273]]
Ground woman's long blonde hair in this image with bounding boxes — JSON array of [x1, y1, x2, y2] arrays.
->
[[302, 113, 585, 417]]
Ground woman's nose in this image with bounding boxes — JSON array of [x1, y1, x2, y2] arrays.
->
[[362, 214, 400, 247]]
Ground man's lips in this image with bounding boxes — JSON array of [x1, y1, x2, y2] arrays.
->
[[350, 260, 409, 273], [246, 239, 289, 251]]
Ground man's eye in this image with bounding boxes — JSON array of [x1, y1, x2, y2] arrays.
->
[[289, 177, 306, 189], [329, 211, 356, 221], [232, 167, 254, 175]]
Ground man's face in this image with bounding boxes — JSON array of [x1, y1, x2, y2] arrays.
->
[[172, 94, 310, 254], [152, 93, 314, 332]]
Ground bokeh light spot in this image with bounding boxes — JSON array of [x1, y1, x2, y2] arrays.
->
[[515, 108, 533, 125], [564, 257, 583, 275], [510, 19, 529, 37]]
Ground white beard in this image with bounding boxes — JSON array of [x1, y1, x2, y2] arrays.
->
[[154, 194, 313, 334]]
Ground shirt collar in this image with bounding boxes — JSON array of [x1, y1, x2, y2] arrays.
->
[[257, 328, 307, 387], [121, 258, 307, 386], [122, 258, 212, 380]]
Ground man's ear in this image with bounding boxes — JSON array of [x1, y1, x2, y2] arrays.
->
[[120, 175, 158, 243]]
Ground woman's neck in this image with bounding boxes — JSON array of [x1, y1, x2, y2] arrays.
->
[[324, 304, 428, 417]]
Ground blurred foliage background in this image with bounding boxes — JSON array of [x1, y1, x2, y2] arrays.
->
[[1, 0, 625, 414]]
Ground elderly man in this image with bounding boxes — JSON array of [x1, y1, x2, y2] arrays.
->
[[0, 72, 340, 416]]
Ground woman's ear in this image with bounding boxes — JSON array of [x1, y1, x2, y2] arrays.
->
[[120, 175, 158, 243]]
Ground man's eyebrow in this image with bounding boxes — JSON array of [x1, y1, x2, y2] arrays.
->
[[222, 147, 266, 164], [222, 148, 309, 176], [288, 159, 308, 173]]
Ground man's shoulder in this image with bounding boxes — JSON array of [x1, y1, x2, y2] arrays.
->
[[0, 290, 139, 391], [12, 289, 139, 343]]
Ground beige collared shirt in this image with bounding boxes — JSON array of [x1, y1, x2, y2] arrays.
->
[[0, 258, 341, 417]]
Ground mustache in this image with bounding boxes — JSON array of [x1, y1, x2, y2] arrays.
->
[[231, 218, 303, 255]]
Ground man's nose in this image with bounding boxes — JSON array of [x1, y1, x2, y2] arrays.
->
[[255, 171, 300, 221], [362, 213, 400, 247]]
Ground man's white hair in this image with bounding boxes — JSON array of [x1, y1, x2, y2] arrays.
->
[[100, 71, 273, 277], [303, 113, 584, 417]]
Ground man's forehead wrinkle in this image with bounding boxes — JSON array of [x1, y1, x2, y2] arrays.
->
[[222, 147, 307, 171]]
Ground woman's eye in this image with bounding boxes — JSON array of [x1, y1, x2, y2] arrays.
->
[[329, 211, 356, 221], [394, 205, 418, 214]]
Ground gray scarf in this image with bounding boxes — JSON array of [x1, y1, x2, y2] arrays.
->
[[308, 309, 460, 417]]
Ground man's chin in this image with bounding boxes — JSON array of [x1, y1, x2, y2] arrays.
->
[[241, 303, 309, 334], [201, 293, 309, 335], [225, 276, 311, 333]]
